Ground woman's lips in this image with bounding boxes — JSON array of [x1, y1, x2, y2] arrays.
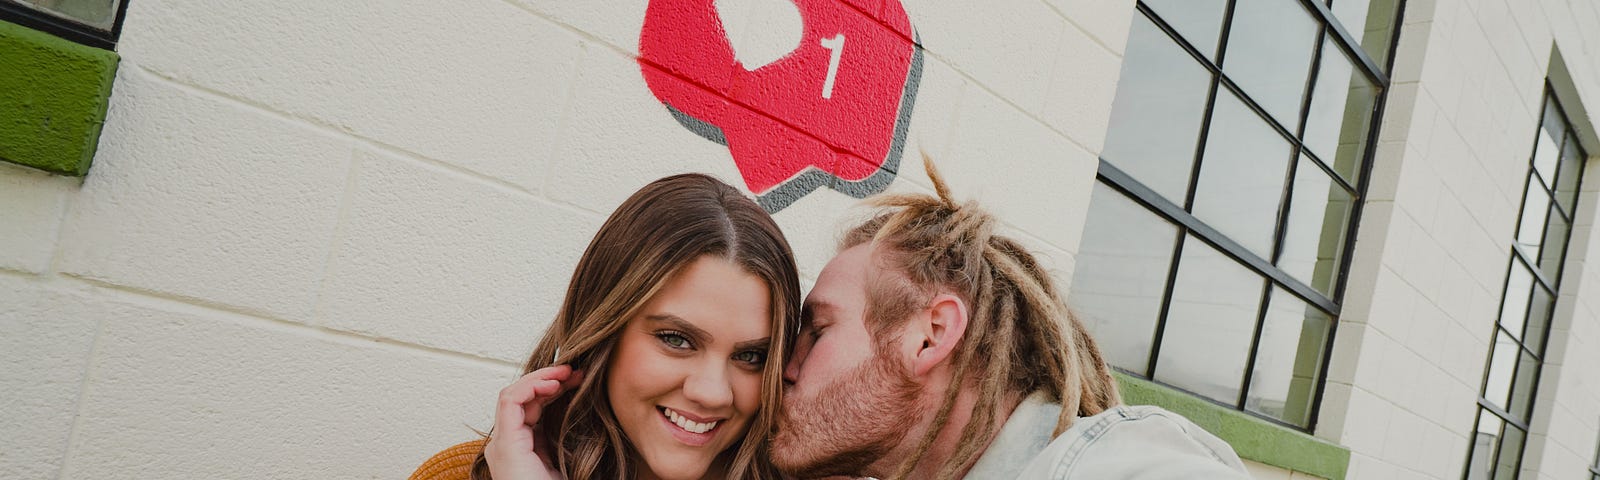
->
[[658, 407, 721, 446]]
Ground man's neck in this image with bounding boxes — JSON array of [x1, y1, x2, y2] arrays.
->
[[865, 389, 1025, 479]]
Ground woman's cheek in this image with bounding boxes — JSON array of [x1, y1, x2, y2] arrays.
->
[[732, 368, 764, 416]]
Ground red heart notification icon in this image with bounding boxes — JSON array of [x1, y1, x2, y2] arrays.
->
[[640, 0, 923, 212]]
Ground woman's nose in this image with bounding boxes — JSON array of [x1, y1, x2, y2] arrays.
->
[[681, 362, 734, 409]]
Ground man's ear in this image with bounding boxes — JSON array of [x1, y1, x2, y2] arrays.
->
[[912, 293, 968, 376]]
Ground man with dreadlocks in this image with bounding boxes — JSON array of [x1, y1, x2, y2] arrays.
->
[[769, 156, 1249, 479]]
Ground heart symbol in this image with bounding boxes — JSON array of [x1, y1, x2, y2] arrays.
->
[[640, 0, 922, 211], [715, 0, 804, 71]]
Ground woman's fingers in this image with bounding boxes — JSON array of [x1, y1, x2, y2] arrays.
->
[[493, 366, 575, 438]]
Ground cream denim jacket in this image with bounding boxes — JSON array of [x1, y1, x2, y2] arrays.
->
[[963, 394, 1250, 479]]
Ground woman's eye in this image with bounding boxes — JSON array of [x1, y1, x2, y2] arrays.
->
[[733, 350, 767, 366], [656, 332, 692, 349]]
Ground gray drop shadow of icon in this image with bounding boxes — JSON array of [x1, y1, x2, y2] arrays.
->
[[660, 36, 925, 213]]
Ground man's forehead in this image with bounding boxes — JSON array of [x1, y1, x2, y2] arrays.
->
[[817, 244, 874, 288], [805, 244, 875, 310]]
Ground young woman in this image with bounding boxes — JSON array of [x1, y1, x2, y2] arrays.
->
[[420, 174, 800, 480]]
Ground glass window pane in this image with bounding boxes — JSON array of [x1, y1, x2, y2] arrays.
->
[[1533, 127, 1562, 191], [1301, 35, 1378, 183], [1192, 91, 1295, 257], [1142, 0, 1229, 60], [1467, 411, 1505, 480], [1103, 15, 1215, 204], [1499, 263, 1535, 343], [1330, 0, 1401, 68], [1493, 425, 1527, 480], [1483, 332, 1519, 410], [1522, 285, 1553, 355], [1517, 181, 1553, 256], [1245, 288, 1331, 427], [1072, 183, 1181, 375], [1555, 136, 1585, 214], [1222, 0, 1321, 130], [1155, 236, 1266, 404], [1538, 215, 1571, 281], [1278, 156, 1354, 295], [7, 0, 121, 30], [1507, 349, 1541, 422]]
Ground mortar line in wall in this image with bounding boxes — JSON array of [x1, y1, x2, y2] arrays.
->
[[490, 0, 639, 62], [53, 280, 112, 480], [41, 175, 81, 278], [1036, 0, 1125, 57], [918, 47, 1103, 159], [539, 40, 595, 198], [487, 0, 1107, 165], [59, 274, 522, 372], [129, 65, 587, 216], [305, 147, 366, 325]]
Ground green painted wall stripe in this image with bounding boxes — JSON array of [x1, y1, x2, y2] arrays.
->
[[0, 19, 119, 176], [1115, 373, 1351, 480]]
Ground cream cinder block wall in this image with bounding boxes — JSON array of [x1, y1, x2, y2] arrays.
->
[[0, 0, 1137, 478], [1318, 0, 1600, 478]]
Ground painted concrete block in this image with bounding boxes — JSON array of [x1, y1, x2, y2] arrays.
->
[[1040, 0, 1136, 56], [1390, 22, 1434, 86], [1340, 387, 1394, 457], [509, 0, 649, 56], [56, 69, 348, 321], [941, 87, 1098, 254], [910, 0, 1065, 111], [59, 299, 513, 480], [544, 44, 747, 214], [879, 55, 968, 194], [0, 276, 100, 480], [0, 163, 74, 273], [769, 185, 868, 281], [316, 149, 601, 363], [1038, 21, 1121, 155], [116, 0, 584, 193]]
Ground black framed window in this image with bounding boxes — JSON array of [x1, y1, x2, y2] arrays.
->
[[1462, 89, 1587, 480], [1, 0, 129, 49], [1071, 0, 1403, 430]]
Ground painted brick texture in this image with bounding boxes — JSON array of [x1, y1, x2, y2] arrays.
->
[[5, 0, 1600, 479], [0, 0, 1127, 478], [1320, 0, 1600, 479]]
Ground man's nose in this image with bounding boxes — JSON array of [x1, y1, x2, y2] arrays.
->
[[682, 362, 735, 409]]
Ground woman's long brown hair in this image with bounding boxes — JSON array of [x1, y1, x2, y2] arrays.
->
[[471, 173, 800, 480]]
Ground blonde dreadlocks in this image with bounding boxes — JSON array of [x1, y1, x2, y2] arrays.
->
[[841, 155, 1122, 480]]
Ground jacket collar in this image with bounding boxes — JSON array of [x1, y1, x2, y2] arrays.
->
[[963, 393, 1062, 479]]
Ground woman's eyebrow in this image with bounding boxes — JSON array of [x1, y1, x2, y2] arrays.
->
[[733, 337, 772, 351], [645, 314, 712, 341]]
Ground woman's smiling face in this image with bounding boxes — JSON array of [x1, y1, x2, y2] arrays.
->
[[606, 255, 772, 480]]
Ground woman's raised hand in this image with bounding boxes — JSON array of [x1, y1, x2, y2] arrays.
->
[[485, 365, 584, 480]]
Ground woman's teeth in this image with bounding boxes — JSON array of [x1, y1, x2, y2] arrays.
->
[[664, 408, 719, 434]]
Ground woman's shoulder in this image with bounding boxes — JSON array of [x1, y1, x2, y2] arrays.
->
[[409, 438, 487, 480]]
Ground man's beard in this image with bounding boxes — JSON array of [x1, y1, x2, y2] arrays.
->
[[770, 347, 924, 478]]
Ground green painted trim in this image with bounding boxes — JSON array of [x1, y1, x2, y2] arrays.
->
[[1115, 373, 1350, 480], [0, 19, 119, 176]]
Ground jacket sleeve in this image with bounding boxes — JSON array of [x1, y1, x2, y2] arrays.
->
[[1021, 406, 1251, 479]]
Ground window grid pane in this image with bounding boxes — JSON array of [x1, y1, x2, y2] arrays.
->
[[1074, 0, 1402, 430], [1465, 87, 1588, 480], [0, 0, 127, 49]]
